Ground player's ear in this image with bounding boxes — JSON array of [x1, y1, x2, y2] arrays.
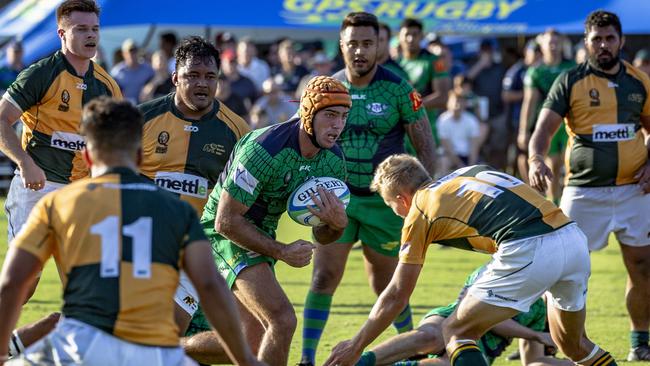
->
[[172, 71, 178, 86], [82, 148, 92, 170]]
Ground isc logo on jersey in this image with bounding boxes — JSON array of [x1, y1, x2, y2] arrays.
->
[[592, 124, 636, 142], [154, 172, 208, 198], [51, 131, 85, 151]]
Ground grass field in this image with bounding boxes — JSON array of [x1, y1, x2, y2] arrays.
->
[[0, 207, 644, 365]]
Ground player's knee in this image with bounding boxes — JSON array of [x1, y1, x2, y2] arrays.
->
[[311, 267, 344, 292], [414, 325, 444, 354], [273, 308, 297, 334]]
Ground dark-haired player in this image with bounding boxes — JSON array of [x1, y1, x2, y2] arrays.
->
[[0, 97, 263, 366], [529, 10, 650, 361], [300, 12, 436, 366], [138, 36, 249, 335]]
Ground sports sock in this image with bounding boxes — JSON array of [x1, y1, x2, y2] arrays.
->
[[449, 341, 488, 366], [392, 304, 413, 333], [301, 291, 333, 364], [631, 330, 649, 348], [589, 352, 617, 365], [356, 351, 376, 366]]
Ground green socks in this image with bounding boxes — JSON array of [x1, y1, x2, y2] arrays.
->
[[393, 304, 413, 333], [301, 291, 333, 364]]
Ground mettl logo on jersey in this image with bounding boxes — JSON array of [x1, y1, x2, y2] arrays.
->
[[51, 131, 85, 151], [154, 172, 209, 198], [592, 124, 636, 142]]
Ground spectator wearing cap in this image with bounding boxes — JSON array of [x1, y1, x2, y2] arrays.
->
[[377, 23, 409, 81], [221, 48, 258, 110], [633, 49, 650, 76], [249, 78, 297, 129], [271, 39, 309, 95], [0, 41, 25, 94], [294, 52, 334, 99], [110, 38, 155, 104], [237, 38, 271, 92]]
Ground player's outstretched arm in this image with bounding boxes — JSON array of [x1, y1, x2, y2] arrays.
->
[[308, 187, 348, 244], [215, 190, 313, 267], [324, 262, 423, 366], [0, 248, 42, 362], [0, 98, 45, 190], [490, 318, 555, 347], [405, 116, 437, 175], [183, 241, 266, 366]]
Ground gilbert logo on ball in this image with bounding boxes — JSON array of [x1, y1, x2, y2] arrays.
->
[[287, 177, 350, 227]]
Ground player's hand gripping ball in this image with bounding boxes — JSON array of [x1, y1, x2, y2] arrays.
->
[[287, 177, 350, 226]]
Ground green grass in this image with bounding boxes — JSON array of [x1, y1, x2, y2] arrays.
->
[[1, 207, 643, 365]]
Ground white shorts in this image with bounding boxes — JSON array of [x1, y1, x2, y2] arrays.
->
[[468, 224, 590, 312], [174, 271, 199, 316], [11, 317, 197, 366], [5, 174, 64, 243], [560, 185, 650, 250]]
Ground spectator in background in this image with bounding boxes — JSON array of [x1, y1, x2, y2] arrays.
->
[[467, 39, 507, 170], [237, 38, 271, 92], [110, 38, 155, 104], [574, 43, 587, 64], [215, 32, 237, 55], [249, 78, 296, 129], [0, 41, 25, 94], [272, 39, 309, 94], [159, 31, 178, 73], [295, 52, 335, 98], [437, 90, 481, 171], [426, 33, 466, 78], [377, 23, 409, 81], [633, 48, 650, 76], [221, 48, 258, 110], [502, 39, 542, 178], [216, 75, 249, 121], [139, 50, 174, 102], [398, 18, 451, 148]]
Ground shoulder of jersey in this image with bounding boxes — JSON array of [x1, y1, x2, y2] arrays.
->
[[217, 100, 250, 138], [92, 61, 121, 94], [138, 93, 173, 121], [375, 64, 404, 85]]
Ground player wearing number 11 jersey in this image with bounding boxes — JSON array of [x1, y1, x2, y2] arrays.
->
[[324, 154, 618, 366], [0, 98, 262, 366]]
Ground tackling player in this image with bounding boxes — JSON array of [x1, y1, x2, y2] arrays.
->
[[0, 97, 262, 366], [138, 36, 250, 335], [300, 12, 437, 366], [183, 75, 350, 366], [529, 10, 650, 361], [325, 154, 617, 366]]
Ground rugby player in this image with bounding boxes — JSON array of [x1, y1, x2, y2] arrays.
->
[[138, 36, 249, 335], [183, 75, 350, 366], [325, 154, 617, 366], [300, 12, 437, 366], [356, 265, 570, 366], [529, 10, 650, 361], [518, 28, 574, 202], [0, 97, 262, 366]]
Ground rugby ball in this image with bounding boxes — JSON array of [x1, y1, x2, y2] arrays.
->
[[287, 177, 351, 227]]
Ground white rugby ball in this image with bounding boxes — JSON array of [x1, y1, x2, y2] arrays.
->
[[287, 177, 351, 227]]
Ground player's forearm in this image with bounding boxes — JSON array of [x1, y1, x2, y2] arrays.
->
[[528, 124, 552, 159], [313, 224, 344, 245], [0, 119, 30, 168], [352, 284, 409, 352], [216, 212, 284, 259], [406, 118, 437, 176], [489, 319, 539, 341], [0, 279, 28, 357], [198, 278, 258, 366]]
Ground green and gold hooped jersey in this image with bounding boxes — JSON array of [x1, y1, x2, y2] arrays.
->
[[333, 66, 426, 195], [544, 61, 650, 186], [5, 51, 122, 184], [13, 168, 206, 346], [399, 165, 571, 265], [202, 119, 346, 239], [139, 94, 250, 214]]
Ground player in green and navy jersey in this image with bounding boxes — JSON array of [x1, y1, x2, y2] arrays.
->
[[356, 265, 569, 366], [519, 28, 575, 202], [300, 12, 437, 366], [529, 11, 650, 362], [0, 97, 262, 366], [325, 154, 617, 366], [183, 76, 350, 366], [398, 17, 451, 146], [138, 37, 250, 334]]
